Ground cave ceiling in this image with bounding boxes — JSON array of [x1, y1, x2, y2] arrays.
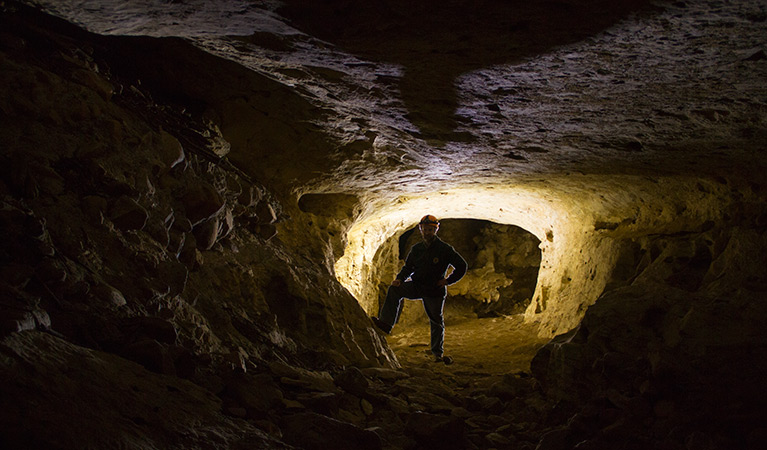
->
[[24, 0, 767, 204]]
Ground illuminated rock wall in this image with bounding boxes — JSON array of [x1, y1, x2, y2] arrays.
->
[[333, 175, 741, 338]]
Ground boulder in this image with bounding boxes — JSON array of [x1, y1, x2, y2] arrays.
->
[[360, 367, 410, 381], [167, 230, 186, 258], [35, 257, 67, 283], [70, 68, 113, 101], [182, 182, 225, 226], [256, 223, 277, 241], [295, 391, 340, 417], [120, 338, 175, 375], [178, 235, 203, 270], [0, 331, 287, 449], [121, 316, 178, 344], [192, 216, 220, 250], [219, 208, 235, 240], [156, 259, 188, 296], [269, 361, 336, 392], [157, 131, 185, 170], [255, 199, 277, 224], [238, 184, 262, 208], [90, 284, 127, 308]]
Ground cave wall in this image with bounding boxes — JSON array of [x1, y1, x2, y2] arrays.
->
[[0, 7, 408, 446], [531, 215, 767, 444], [0, 2, 400, 431], [525, 176, 746, 337], [517, 175, 767, 444], [333, 174, 749, 341]]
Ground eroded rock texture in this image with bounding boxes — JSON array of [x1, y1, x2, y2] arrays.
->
[[532, 225, 767, 448], [1, 0, 767, 449]]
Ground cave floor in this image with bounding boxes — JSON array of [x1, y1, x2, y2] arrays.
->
[[387, 314, 550, 393]]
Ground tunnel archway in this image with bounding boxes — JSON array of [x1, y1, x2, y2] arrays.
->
[[370, 219, 542, 328], [333, 186, 557, 328], [333, 176, 734, 338]]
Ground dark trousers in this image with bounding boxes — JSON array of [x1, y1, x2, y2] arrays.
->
[[379, 281, 446, 357]]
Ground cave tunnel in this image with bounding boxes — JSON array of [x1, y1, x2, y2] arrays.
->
[[332, 178, 739, 339], [363, 216, 546, 376], [386, 218, 542, 320], [2, 1, 767, 450]]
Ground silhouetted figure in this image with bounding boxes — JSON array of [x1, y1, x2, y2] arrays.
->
[[372, 215, 467, 363]]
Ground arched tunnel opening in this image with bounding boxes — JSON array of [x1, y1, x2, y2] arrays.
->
[[327, 182, 613, 374], [367, 218, 548, 374], [382, 219, 541, 322]]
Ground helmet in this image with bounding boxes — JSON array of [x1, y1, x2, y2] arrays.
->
[[419, 215, 440, 225]]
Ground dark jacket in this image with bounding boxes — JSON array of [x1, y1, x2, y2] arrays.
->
[[397, 236, 467, 297]]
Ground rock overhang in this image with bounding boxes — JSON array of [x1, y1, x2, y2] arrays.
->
[[23, 0, 767, 190]]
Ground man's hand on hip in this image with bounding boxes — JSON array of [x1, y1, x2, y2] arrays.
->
[[391, 279, 402, 287]]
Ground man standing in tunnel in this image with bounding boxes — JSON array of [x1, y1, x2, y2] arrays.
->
[[372, 215, 467, 364]]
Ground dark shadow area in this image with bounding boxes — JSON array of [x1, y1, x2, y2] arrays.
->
[[279, 0, 654, 142]]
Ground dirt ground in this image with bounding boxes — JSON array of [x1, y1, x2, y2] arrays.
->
[[387, 314, 551, 393]]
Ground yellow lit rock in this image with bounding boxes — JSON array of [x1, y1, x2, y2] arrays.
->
[[335, 175, 735, 337]]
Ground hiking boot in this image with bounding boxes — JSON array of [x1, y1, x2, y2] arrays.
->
[[371, 317, 391, 334]]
